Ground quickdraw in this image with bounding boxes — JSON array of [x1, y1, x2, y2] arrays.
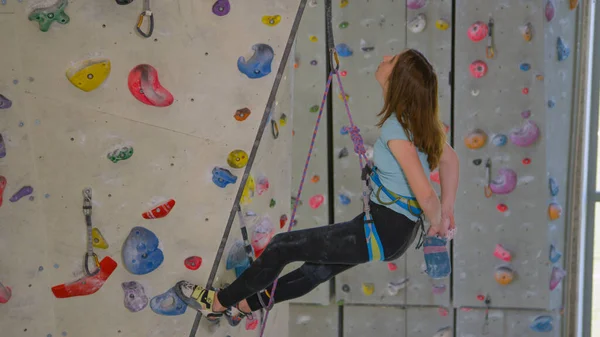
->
[[484, 158, 492, 198], [82, 188, 100, 276], [486, 17, 495, 59], [482, 294, 491, 334], [136, 0, 154, 38]]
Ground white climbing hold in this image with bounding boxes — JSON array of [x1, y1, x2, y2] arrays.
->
[[386, 278, 409, 296], [471, 89, 480, 97], [407, 14, 427, 33]]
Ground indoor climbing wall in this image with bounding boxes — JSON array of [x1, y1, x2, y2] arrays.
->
[[332, 0, 453, 311], [287, 0, 330, 305], [453, 0, 576, 334], [0, 1, 296, 337]]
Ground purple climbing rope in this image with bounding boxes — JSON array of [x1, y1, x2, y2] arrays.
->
[[258, 67, 367, 337]]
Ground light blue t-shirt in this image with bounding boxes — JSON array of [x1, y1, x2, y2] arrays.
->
[[370, 114, 430, 221]]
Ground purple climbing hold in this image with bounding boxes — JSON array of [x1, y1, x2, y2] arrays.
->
[[510, 119, 540, 147], [122, 281, 148, 312], [212, 0, 230, 16], [10, 186, 33, 202], [0, 94, 12, 109], [406, 0, 427, 10], [0, 133, 5, 158]]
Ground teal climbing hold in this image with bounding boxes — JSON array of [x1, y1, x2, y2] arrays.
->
[[28, 0, 70, 32]]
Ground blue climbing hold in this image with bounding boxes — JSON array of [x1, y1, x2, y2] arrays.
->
[[423, 236, 451, 279], [549, 177, 559, 196], [549, 244, 562, 263], [340, 126, 349, 135], [557, 37, 570, 62], [122, 226, 164, 275], [548, 99, 556, 108], [237, 43, 274, 79], [530, 315, 553, 332], [150, 287, 187, 316], [335, 43, 353, 57], [491, 134, 507, 147], [519, 63, 531, 71], [212, 167, 237, 188], [338, 194, 351, 205], [226, 239, 251, 278]]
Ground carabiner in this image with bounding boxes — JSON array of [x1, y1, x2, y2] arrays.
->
[[84, 252, 100, 276], [329, 48, 340, 72], [82, 187, 92, 216], [136, 0, 154, 38], [271, 119, 279, 139], [484, 158, 492, 198]]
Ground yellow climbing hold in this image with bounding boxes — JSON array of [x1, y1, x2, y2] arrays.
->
[[261, 15, 281, 27], [241, 175, 255, 205], [66, 59, 111, 92], [362, 283, 374, 296], [340, 0, 348, 8], [92, 228, 108, 249], [309, 35, 318, 42], [435, 19, 450, 31], [338, 93, 349, 101], [227, 149, 248, 169]]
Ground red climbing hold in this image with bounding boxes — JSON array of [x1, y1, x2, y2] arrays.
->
[[51, 256, 118, 298], [522, 87, 529, 95], [340, 70, 347, 77], [0, 176, 6, 208], [477, 294, 485, 301], [142, 199, 176, 219], [497, 204, 508, 212], [522, 158, 531, 165], [279, 214, 288, 229], [184, 256, 202, 270], [387, 262, 397, 271], [128, 64, 174, 107]]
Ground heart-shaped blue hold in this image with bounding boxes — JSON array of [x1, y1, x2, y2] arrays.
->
[[122, 226, 164, 275], [336, 43, 353, 57], [237, 43, 274, 79], [150, 287, 187, 316], [557, 37, 570, 61], [212, 167, 237, 188], [530, 315, 553, 332], [226, 239, 251, 278], [423, 236, 451, 279]]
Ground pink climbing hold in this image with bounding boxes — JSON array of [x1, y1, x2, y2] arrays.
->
[[184, 256, 202, 270], [493, 244, 512, 262], [432, 284, 446, 294], [406, 0, 427, 10], [549, 266, 566, 291], [387, 262, 398, 271], [438, 307, 449, 317], [430, 170, 440, 184], [467, 21, 488, 43], [251, 216, 275, 258], [545, 0, 555, 22], [309, 194, 324, 209], [246, 315, 259, 330], [489, 168, 517, 195], [256, 176, 269, 196], [510, 119, 540, 147], [0, 282, 11, 304], [469, 60, 488, 78]]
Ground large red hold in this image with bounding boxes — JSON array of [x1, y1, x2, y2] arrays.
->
[[128, 64, 174, 107], [142, 199, 176, 219]]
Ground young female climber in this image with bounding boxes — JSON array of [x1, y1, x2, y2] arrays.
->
[[174, 48, 460, 322]]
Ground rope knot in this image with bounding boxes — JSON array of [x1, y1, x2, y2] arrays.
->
[[348, 126, 366, 155]]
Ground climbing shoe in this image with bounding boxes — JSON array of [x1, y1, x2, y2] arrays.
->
[[174, 280, 224, 321], [224, 302, 253, 327]]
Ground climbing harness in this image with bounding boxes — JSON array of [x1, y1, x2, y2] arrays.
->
[[368, 166, 423, 216], [136, 0, 154, 38], [484, 158, 492, 197], [82, 187, 100, 277]]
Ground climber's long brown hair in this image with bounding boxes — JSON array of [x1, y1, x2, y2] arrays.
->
[[376, 49, 446, 170]]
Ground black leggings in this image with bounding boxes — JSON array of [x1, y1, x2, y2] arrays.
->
[[217, 201, 421, 311]]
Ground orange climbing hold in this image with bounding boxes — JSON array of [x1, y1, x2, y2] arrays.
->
[[464, 129, 487, 150], [494, 266, 514, 285], [234, 108, 251, 121], [311, 175, 320, 183], [142, 199, 176, 219], [548, 202, 562, 220], [570, 0, 578, 10]]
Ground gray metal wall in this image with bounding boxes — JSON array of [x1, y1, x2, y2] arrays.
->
[[290, 0, 577, 336]]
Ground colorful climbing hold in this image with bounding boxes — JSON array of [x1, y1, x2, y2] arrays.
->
[[310, 60, 318, 66], [341, 284, 350, 292], [510, 119, 540, 147], [493, 244, 511, 262], [66, 59, 111, 92], [122, 227, 164, 275], [476, 294, 485, 301], [387, 262, 397, 271], [361, 283, 374, 296], [545, 0, 555, 22], [549, 244, 562, 263], [128, 64, 174, 107], [520, 23, 533, 42], [521, 110, 531, 119], [406, 0, 427, 9], [310, 105, 319, 113], [107, 146, 134, 163], [0, 94, 11, 109], [251, 216, 275, 258], [226, 239, 250, 277], [309, 35, 318, 42], [227, 150, 248, 169], [340, 70, 347, 76], [432, 284, 446, 294], [184, 256, 202, 270], [311, 175, 320, 183], [340, 126, 349, 135], [570, 0, 579, 10], [340, 0, 348, 8], [234, 108, 251, 121], [494, 265, 514, 285], [549, 266, 566, 291], [435, 19, 449, 31], [142, 199, 176, 219], [92, 228, 108, 249], [536, 74, 545, 81], [438, 307, 449, 317], [261, 15, 281, 26], [246, 315, 259, 330], [238, 44, 274, 79], [519, 63, 531, 72], [530, 315, 553, 332], [255, 175, 269, 196], [548, 202, 562, 220], [463, 129, 487, 150], [212, 167, 237, 188], [469, 60, 488, 78], [280, 114, 287, 126], [28, 0, 70, 32], [407, 14, 427, 33], [339, 21, 348, 29], [548, 100, 556, 108], [472, 159, 482, 166], [387, 279, 408, 296], [522, 88, 529, 95], [467, 21, 488, 43], [279, 214, 287, 228], [122, 281, 148, 312], [269, 199, 276, 208], [490, 168, 517, 195], [308, 0, 318, 7], [522, 158, 531, 165], [0, 176, 6, 208], [212, 0, 230, 16], [491, 134, 507, 147], [0, 282, 11, 304], [338, 193, 350, 205], [549, 177, 559, 196], [338, 147, 349, 158], [309, 194, 324, 209], [557, 37, 570, 61], [150, 287, 187, 316], [338, 93, 349, 101], [51, 256, 117, 298], [10, 186, 33, 202], [241, 175, 255, 205], [335, 43, 353, 57]]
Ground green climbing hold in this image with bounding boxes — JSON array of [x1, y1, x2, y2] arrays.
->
[[107, 146, 134, 163], [309, 105, 319, 113], [339, 21, 349, 29], [28, 0, 70, 32], [269, 199, 276, 208]]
